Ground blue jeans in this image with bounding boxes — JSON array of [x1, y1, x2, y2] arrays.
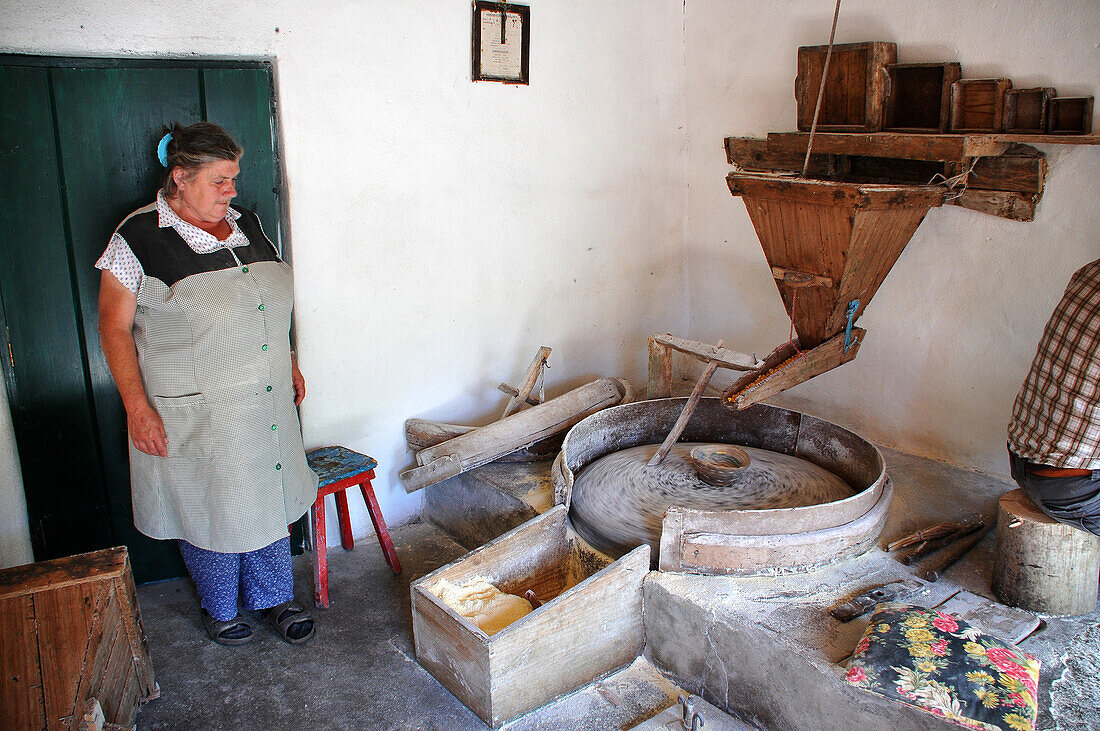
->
[[1009, 451, 1100, 536]]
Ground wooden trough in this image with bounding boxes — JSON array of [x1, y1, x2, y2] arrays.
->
[[724, 172, 946, 405], [411, 506, 648, 728]]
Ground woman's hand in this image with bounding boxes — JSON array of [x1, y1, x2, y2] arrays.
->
[[127, 402, 169, 457], [99, 270, 169, 457], [291, 355, 306, 406]]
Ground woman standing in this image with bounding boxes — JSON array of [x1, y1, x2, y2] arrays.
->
[[97, 122, 318, 645]]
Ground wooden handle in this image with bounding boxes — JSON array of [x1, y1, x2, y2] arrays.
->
[[648, 340, 724, 466], [918, 525, 993, 582]]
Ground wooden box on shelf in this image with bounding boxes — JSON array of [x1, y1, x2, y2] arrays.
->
[[0, 547, 157, 730], [1047, 96, 1095, 134], [1003, 87, 1057, 133], [884, 62, 961, 132], [950, 78, 1012, 132], [796, 41, 897, 132], [411, 506, 648, 728]]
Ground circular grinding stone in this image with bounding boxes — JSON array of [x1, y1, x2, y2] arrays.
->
[[569, 442, 854, 558]]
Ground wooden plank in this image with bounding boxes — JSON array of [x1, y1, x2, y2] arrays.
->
[[404, 418, 558, 463], [724, 328, 865, 410], [949, 190, 1037, 222], [766, 131, 1011, 161], [402, 378, 630, 492], [647, 337, 673, 399], [948, 147, 1047, 193], [729, 171, 946, 209], [0, 548, 126, 600], [648, 333, 760, 370], [501, 346, 551, 417], [489, 545, 648, 726], [35, 582, 102, 729], [725, 136, 834, 175], [412, 587, 492, 721], [109, 557, 156, 700], [71, 584, 135, 725], [0, 595, 45, 731], [741, 195, 850, 347]]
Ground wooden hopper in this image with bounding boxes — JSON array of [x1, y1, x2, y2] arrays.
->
[[724, 172, 946, 406]]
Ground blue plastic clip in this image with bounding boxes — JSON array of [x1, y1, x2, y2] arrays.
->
[[844, 299, 860, 353]]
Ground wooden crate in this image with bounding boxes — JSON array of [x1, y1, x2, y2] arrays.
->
[[411, 506, 648, 728], [1004, 87, 1056, 133], [1047, 96, 1095, 134], [796, 41, 897, 132], [950, 78, 1012, 132], [884, 62, 961, 132], [0, 547, 157, 730]]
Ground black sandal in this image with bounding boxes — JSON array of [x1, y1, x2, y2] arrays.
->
[[263, 600, 315, 645], [201, 609, 254, 646]]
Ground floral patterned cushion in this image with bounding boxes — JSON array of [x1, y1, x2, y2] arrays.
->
[[844, 603, 1040, 731]]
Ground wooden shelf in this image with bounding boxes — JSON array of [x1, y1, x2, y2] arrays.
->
[[766, 131, 1100, 162]]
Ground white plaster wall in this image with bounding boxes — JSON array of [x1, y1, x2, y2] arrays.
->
[[0, 384, 33, 568], [0, 1, 688, 550], [684, 0, 1100, 476]]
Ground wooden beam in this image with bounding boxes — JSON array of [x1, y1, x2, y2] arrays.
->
[[728, 172, 946, 210], [649, 333, 761, 370], [949, 190, 1037, 222], [948, 146, 1047, 194], [724, 328, 865, 410], [766, 131, 1011, 161], [401, 378, 631, 493], [501, 346, 551, 418], [647, 337, 673, 399], [725, 136, 834, 175], [649, 340, 724, 466]]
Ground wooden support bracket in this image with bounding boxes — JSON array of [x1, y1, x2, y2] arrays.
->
[[723, 328, 866, 410], [501, 346, 551, 418], [724, 133, 1083, 222], [647, 333, 762, 400]]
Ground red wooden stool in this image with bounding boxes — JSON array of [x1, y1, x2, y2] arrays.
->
[[306, 446, 402, 608]]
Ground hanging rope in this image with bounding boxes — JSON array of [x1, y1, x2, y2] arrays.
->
[[928, 158, 980, 201], [801, 0, 844, 178], [788, 288, 801, 353]]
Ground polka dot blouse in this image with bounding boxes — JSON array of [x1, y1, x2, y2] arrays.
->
[[95, 190, 253, 293]]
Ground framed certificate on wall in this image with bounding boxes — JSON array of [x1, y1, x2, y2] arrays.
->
[[472, 2, 530, 85]]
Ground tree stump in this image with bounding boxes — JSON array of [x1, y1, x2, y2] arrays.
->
[[993, 488, 1100, 615]]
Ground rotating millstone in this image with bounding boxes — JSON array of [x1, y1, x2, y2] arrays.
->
[[568, 442, 853, 559]]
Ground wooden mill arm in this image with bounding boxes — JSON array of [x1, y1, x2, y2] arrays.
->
[[647, 334, 763, 399]]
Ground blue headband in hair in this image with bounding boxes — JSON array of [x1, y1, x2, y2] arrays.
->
[[157, 133, 173, 167]]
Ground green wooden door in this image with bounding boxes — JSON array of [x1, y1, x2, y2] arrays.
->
[[0, 57, 283, 582]]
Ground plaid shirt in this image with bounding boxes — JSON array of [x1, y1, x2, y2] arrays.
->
[[1008, 259, 1100, 469]]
